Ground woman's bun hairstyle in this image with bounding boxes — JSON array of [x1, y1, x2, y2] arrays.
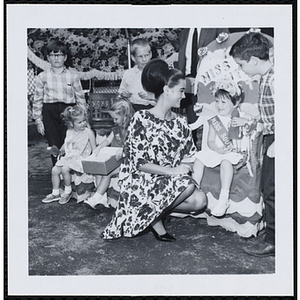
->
[[141, 59, 169, 99]]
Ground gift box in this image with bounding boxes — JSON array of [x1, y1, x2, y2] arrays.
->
[[82, 147, 121, 175]]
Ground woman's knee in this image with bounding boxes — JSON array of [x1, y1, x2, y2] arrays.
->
[[184, 184, 196, 198], [191, 189, 207, 211]]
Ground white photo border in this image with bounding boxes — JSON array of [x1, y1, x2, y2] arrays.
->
[[6, 4, 294, 296]]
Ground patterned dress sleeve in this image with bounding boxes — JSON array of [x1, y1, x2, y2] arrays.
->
[[122, 112, 156, 174]]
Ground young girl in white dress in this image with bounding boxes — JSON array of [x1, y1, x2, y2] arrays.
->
[[192, 84, 249, 217], [42, 105, 96, 205]]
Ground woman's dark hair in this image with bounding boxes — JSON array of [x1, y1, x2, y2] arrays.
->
[[141, 58, 185, 99]]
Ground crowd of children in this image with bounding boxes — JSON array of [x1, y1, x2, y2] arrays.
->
[[33, 32, 275, 257]]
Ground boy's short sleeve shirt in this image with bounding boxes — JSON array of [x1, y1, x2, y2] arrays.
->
[[33, 67, 85, 121], [118, 65, 155, 105], [258, 67, 275, 135]]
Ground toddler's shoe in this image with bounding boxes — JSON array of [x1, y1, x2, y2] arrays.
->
[[59, 192, 73, 205], [42, 193, 60, 203]]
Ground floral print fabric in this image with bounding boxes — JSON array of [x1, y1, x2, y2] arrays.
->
[[103, 110, 197, 239]]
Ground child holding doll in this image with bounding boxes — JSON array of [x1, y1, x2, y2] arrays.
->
[[83, 98, 134, 211], [191, 82, 254, 217]]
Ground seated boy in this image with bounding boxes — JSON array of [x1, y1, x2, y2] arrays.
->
[[118, 38, 156, 111]]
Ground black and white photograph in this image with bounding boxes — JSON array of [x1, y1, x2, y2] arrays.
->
[[6, 3, 294, 297]]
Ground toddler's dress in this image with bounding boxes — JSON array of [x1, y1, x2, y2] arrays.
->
[[103, 110, 197, 239], [56, 127, 93, 172], [194, 114, 243, 167]]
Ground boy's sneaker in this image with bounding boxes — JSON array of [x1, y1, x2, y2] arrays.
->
[[42, 193, 60, 203], [59, 192, 73, 205]]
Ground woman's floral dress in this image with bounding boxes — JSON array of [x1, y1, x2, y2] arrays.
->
[[103, 110, 197, 239]]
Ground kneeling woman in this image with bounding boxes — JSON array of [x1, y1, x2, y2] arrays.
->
[[102, 59, 207, 242]]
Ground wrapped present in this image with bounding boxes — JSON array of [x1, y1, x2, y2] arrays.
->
[[82, 147, 121, 175]]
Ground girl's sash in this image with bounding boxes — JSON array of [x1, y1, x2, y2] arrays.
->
[[208, 115, 233, 151]]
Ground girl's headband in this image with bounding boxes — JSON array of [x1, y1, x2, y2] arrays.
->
[[210, 80, 242, 96]]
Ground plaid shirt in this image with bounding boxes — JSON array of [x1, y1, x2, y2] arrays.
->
[[258, 66, 275, 135], [33, 67, 85, 122]]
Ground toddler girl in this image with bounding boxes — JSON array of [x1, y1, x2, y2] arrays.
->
[[83, 98, 134, 211], [192, 84, 250, 217], [42, 105, 96, 204]]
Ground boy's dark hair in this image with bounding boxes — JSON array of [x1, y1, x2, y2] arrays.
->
[[130, 38, 151, 56], [229, 32, 270, 62], [46, 39, 67, 55]]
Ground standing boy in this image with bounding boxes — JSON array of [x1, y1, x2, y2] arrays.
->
[[230, 32, 275, 257], [118, 38, 156, 111], [33, 39, 86, 165]]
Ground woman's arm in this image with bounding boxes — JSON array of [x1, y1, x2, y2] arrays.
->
[[139, 163, 192, 176]]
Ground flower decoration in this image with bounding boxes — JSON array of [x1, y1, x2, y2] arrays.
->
[[247, 28, 261, 34], [197, 47, 208, 57], [210, 79, 242, 96], [27, 28, 180, 73]]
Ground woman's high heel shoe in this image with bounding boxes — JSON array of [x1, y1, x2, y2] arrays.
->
[[150, 227, 176, 242]]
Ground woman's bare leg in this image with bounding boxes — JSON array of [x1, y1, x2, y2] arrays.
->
[[151, 184, 205, 235], [172, 188, 207, 214]]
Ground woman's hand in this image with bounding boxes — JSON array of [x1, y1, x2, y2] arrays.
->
[[172, 164, 193, 175], [231, 117, 247, 127]]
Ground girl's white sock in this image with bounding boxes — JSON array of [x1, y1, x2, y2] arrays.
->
[[64, 185, 72, 194], [52, 189, 60, 196], [219, 189, 229, 203]]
